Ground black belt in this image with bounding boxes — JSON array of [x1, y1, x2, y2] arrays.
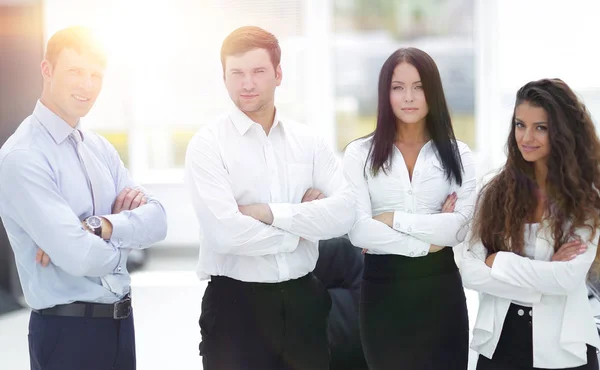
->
[[33, 294, 132, 320]]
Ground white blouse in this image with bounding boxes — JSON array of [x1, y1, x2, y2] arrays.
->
[[343, 137, 477, 256], [457, 221, 600, 368]]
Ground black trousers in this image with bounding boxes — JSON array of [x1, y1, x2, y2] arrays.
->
[[477, 304, 599, 370], [360, 248, 470, 370], [199, 273, 332, 370], [28, 310, 136, 370]]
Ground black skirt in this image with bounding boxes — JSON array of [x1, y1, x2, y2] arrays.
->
[[360, 248, 469, 370]]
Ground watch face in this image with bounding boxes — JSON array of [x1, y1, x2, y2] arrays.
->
[[87, 216, 102, 228]]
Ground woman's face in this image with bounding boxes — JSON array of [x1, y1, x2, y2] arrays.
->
[[514, 101, 550, 164], [389, 62, 428, 126]]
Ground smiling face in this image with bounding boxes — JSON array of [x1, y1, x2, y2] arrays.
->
[[389, 62, 429, 126], [514, 101, 550, 164], [40, 47, 105, 127]]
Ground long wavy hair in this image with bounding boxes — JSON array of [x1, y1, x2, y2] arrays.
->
[[366, 47, 463, 185], [470, 78, 600, 257]]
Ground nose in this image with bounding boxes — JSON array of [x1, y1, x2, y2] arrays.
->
[[242, 73, 254, 91], [405, 88, 414, 103], [522, 127, 534, 142], [79, 71, 93, 91]]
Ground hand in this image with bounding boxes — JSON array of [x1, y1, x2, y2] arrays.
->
[[112, 187, 147, 214], [551, 239, 587, 262], [373, 212, 394, 227], [429, 245, 444, 253], [35, 248, 51, 267], [301, 188, 326, 203], [441, 192, 457, 213], [485, 252, 497, 267], [239, 204, 274, 225]]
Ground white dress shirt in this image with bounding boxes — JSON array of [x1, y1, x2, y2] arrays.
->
[[457, 221, 600, 368], [185, 107, 355, 283], [343, 137, 476, 256]]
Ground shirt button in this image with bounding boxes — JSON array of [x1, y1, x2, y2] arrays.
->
[[394, 223, 400, 229], [414, 171, 419, 176], [421, 251, 426, 256], [528, 310, 532, 317], [409, 252, 414, 256], [408, 227, 412, 232], [117, 266, 122, 272], [407, 210, 413, 213], [118, 238, 123, 245], [408, 190, 413, 195], [517, 309, 525, 316]]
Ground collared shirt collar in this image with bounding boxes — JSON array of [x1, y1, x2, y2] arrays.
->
[[33, 100, 80, 144], [229, 105, 282, 136]]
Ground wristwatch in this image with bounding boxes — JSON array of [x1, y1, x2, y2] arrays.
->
[[85, 215, 103, 237]]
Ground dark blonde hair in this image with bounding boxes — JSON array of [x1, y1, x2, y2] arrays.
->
[[45, 26, 107, 67], [220, 26, 281, 74]]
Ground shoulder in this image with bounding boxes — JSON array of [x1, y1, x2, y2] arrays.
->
[[344, 136, 372, 158]]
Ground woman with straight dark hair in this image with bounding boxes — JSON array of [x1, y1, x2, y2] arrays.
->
[[343, 47, 476, 369], [459, 78, 600, 370]]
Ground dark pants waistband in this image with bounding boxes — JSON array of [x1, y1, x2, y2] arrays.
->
[[210, 273, 313, 291], [364, 247, 457, 281], [33, 294, 132, 320]]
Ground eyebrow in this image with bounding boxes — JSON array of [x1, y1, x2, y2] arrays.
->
[[515, 118, 547, 125], [391, 80, 422, 85]]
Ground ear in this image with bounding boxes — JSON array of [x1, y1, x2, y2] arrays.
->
[[41, 59, 53, 82], [275, 64, 282, 87]]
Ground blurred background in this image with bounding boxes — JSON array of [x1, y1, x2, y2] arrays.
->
[[1, 0, 600, 369]]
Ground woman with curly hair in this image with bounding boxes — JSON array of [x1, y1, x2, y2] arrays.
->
[[460, 78, 600, 369]]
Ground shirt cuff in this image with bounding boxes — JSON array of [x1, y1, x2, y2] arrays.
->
[[269, 203, 293, 230], [103, 213, 133, 249], [280, 232, 301, 253], [408, 237, 430, 257], [392, 211, 416, 233], [489, 251, 513, 283]]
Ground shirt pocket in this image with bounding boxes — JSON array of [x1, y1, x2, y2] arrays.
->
[[287, 163, 313, 202]]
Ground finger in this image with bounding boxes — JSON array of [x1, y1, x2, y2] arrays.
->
[[316, 193, 325, 200], [112, 187, 131, 213], [362, 248, 367, 255], [141, 197, 147, 206], [35, 248, 43, 264], [121, 189, 140, 211], [302, 188, 315, 203], [41, 252, 51, 267], [130, 191, 144, 210]]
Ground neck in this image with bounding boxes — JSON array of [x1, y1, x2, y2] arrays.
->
[[395, 119, 429, 144], [246, 104, 276, 135], [40, 90, 78, 128]]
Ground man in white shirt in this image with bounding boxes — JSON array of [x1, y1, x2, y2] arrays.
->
[[184, 26, 355, 370]]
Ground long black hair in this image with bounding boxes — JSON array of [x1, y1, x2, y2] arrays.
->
[[367, 47, 463, 185]]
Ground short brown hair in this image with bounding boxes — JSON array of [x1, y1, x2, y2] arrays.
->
[[220, 26, 281, 73], [45, 26, 107, 67]]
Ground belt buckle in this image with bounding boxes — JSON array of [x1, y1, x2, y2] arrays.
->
[[113, 296, 131, 320]]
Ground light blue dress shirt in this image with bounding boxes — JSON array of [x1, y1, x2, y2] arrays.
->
[[0, 101, 168, 309]]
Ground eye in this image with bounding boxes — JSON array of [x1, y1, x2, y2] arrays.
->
[[515, 121, 525, 128], [414, 85, 423, 90], [536, 125, 548, 131], [255, 69, 265, 73], [392, 86, 404, 91]]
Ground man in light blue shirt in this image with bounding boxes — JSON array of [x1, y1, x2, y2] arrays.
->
[[0, 26, 167, 370]]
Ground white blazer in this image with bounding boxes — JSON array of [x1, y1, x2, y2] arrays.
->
[[456, 220, 600, 368]]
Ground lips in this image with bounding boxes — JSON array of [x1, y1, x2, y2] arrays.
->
[[240, 94, 258, 99], [520, 145, 539, 153], [72, 94, 90, 102], [401, 108, 418, 112]]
